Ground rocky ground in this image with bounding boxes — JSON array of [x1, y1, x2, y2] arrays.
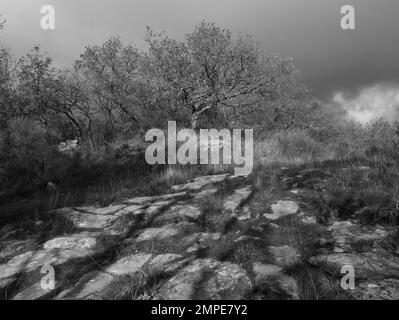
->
[[0, 166, 399, 300]]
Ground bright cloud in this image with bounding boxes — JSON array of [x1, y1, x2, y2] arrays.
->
[[333, 84, 399, 123]]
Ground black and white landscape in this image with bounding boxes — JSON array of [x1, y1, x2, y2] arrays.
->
[[0, 1, 399, 301]]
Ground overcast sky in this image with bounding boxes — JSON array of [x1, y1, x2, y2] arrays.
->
[[1, 0, 399, 122]]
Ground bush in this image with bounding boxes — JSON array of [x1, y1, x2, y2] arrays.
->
[[7, 117, 55, 177], [307, 119, 399, 162], [274, 129, 321, 158], [255, 129, 322, 165]]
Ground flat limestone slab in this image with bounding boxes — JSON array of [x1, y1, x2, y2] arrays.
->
[[154, 204, 202, 224], [264, 200, 299, 220], [13, 282, 57, 300], [154, 258, 252, 300], [74, 204, 127, 215], [0, 232, 104, 280], [223, 186, 253, 212], [124, 192, 187, 205], [50, 207, 118, 229], [172, 174, 229, 192], [56, 253, 185, 300], [135, 222, 193, 242]]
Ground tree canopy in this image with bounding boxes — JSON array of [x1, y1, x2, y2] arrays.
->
[[0, 21, 316, 147]]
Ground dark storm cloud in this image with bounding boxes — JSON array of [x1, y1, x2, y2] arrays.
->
[[1, 0, 399, 103]]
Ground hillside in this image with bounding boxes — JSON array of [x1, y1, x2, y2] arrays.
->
[[1, 158, 398, 300]]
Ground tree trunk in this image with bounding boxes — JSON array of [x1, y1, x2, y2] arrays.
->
[[191, 112, 199, 130]]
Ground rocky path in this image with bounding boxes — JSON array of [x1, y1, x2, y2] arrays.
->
[[257, 167, 399, 300], [1, 168, 399, 300], [0, 173, 254, 300]]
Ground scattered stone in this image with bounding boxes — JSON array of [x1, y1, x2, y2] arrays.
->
[[193, 188, 218, 201], [71, 213, 118, 229], [271, 201, 299, 217], [156, 204, 202, 223], [172, 174, 229, 192], [328, 221, 390, 252], [13, 282, 57, 300], [75, 204, 126, 215], [184, 233, 222, 252], [229, 172, 251, 180], [51, 207, 119, 229], [135, 222, 192, 242], [253, 262, 282, 283], [264, 201, 300, 220], [133, 204, 169, 220], [43, 232, 100, 251], [154, 259, 252, 300], [57, 271, 115, 300], [186, 246, 198, 253], [115, 204, 146, 215], [1, 250, 78, 281], [301, 216, 317, 224], [106, 253, 152, 275], [58, 253, 186, 300], [238, 206, 251, 221], [234, 235, 260, 243], [0, 231, 108, 281], [198, 233, 221, 242], [148, 254, 185, 272], [0, 239, 37, 262], [329, 221, 388, 241], [354, 279, 399, 300], [269, 223, 280, 229], [125, 192, 187, 205], [263, 213, 281, 220], [223, 186, 253, 212]]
